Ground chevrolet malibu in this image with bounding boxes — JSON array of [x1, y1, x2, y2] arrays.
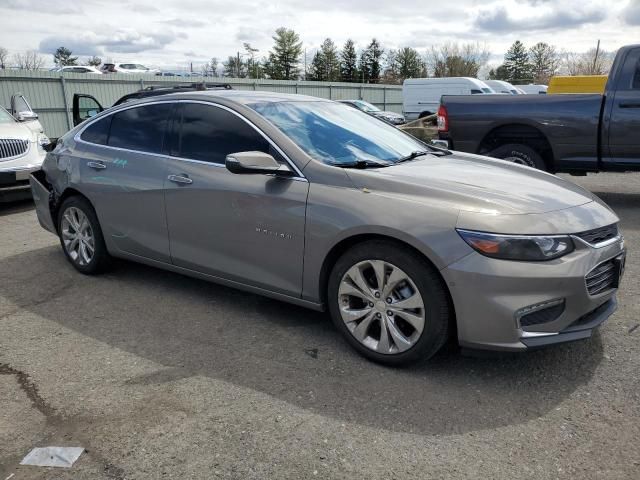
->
[[30, 91, 626, 365]]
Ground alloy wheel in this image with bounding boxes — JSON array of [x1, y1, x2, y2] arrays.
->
[[61, 207, 95, 266], [338, 260, 426, 354]]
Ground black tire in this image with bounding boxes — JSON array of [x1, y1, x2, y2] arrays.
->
[[57, 195, 111, 274], [327, 240, 451, 366], [487, 143, 547, 170]]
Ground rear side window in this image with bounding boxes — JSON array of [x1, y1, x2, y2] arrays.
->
[[175, 103, 270, 164], [633, 59, 640, 89], [80, 116, 112, 145], [108, 103, 172, 153]]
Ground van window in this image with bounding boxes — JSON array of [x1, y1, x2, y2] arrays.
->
[[471, 89, 482, 94], [108, 103, 172, 153]]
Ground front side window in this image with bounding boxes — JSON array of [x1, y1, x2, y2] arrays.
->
[[108, 103, 172, 153], [175, 103, 270, 164], [249, 100, 428, 166]]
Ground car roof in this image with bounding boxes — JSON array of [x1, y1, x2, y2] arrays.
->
[[150, 90, 329, 106]]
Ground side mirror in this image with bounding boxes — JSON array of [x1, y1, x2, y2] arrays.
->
[[17, 111, 38, 122], [87, 109, 99, 118], [225, 151, 289, 175]]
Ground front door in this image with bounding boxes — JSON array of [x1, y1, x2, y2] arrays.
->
[[604, 48, 640, 168], [163, 102, 308, 297], [73, 94, 104, 126]]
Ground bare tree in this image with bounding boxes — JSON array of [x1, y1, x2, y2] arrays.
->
[[13, 50, 45, 70], [0, 47, 8, 69], [426, 42, 490, 77], [564, 48, 615, 76]]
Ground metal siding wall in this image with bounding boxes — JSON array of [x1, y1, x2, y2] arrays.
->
[[0, 71, 403, 138]]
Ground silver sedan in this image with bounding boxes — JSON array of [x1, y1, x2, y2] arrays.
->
[[30, 91, 625, 365]]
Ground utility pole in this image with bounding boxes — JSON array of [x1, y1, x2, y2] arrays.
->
[[592, 39, 600, 75]]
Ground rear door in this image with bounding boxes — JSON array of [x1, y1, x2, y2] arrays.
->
[[163, 101, 308, 297], [75, 102, 173, 262], [604, 48, 640, 168]]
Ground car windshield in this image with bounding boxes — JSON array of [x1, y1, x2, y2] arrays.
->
[[354, 100, 380, 112], [0, 107, 16, 124], [249, 101, 428, 165]]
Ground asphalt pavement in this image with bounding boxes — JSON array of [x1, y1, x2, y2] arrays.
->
[[1, 173, 638, 479]]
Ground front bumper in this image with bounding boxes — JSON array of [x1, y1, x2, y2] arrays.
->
[[442, 235, 626, 352], [0, 166, 41, 202]]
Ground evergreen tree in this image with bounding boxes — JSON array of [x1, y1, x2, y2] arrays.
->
[[488, 64, 509, 80], [395, 47, 423, 80], [340, 39, 358, 82], [244, 43, 261, 79], [358, 49, 370, 82], [224, 55, 246, 78], [528, 42, 559, 84], [53, 47, 77, 66], [366, 38, 384, 83], [504, 40, 531, 83], [267, 27, 303, 80], [319, 38, 340, 81], [307, 51, 324, 81]]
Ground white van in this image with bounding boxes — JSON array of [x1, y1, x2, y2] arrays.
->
[[517, 84, 548, 94], [484, 80, 521, 95], [402, 77, 495, 121]]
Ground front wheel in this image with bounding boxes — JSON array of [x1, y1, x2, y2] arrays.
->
[[487, 143, 547, 171], [327, 241, 451, 366], [57, 196, 111, 274]]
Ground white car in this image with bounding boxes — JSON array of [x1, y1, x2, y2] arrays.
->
[[402, 77, 496, 121], [518, 84, 548, 94], [50, 66, 102, 74], [0, 94, 49, 202], [101, 63, 159, 74]]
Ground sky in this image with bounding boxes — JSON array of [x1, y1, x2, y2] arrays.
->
[[0, 0, 638, 70]]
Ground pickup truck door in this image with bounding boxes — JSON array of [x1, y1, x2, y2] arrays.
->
[[604, 48, 640, 168]]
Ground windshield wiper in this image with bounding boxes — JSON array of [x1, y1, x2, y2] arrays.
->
[[395, 150, 431, 163], [329, 160, 392, 169]]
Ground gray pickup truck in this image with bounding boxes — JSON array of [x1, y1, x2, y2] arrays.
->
[[437, 44, 640, 173]]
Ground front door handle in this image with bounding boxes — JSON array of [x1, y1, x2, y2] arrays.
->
[[168, 174, 193, 185], [87, 161, 106, 170]]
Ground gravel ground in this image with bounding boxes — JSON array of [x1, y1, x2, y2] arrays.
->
[[0, 173, 638, 479]]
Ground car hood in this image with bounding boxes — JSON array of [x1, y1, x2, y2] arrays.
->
[[345, 151, 596, 215], [375, 111, 404, 118], [0, 122, 32, 141]]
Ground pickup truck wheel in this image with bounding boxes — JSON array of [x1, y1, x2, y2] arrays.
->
[[328, 241, 451, 366], [487, 143, 546, 171]]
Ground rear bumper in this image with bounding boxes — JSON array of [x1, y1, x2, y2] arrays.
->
[[29, 170, 57, 234]]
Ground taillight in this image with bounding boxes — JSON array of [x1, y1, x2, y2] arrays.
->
[[437, 105, 448, 132]]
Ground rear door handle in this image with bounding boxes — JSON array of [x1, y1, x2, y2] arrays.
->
[[168, 174, 193, 185], [619, 103, 640, 108], [87, 161, 106, 170]]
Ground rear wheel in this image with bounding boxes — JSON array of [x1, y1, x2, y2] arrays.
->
[[487, 143, 546, 170], [57, 196, 111, 274], [327, 241, 451, 366]]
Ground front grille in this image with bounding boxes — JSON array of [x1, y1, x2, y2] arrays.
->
[[0, 139, 29, 160], [576, 224, 618, 245], [585, 259, 618, 295]]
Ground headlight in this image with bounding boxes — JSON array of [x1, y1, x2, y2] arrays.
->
[[37, 133, 50, 150], [456, 229, 574, 261]]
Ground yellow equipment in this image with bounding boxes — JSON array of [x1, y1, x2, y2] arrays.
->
[[548, 75, 608, 94]]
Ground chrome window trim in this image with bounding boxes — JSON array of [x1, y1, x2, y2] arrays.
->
[[572, 234, 623, 249], [73, 99, 307, 181]]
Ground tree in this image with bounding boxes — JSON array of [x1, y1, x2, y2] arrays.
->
[[224, 55, 246, 78], [382, 49, 399, 83], [267, 27, 302, 80], [395, 47, 424, 80], [244, 43, 261, 79], [358, 49, 370, 82], [86, 56, 101, 67], [340, 39, 358, 82], [565, 47, 614, 76], [504, 40, 531, 83], [365, 38, 384, 83], [207, 57, 219, 76], [426, 42, 490, 77], [320, 38, 340, 81], [53, 46, 78, 67], [307, 50, 324, 81], [528, 42, 559, 84], [488, 65, 509, 80], [0, 47, 8, 69], [13, 50, 44, 70]]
